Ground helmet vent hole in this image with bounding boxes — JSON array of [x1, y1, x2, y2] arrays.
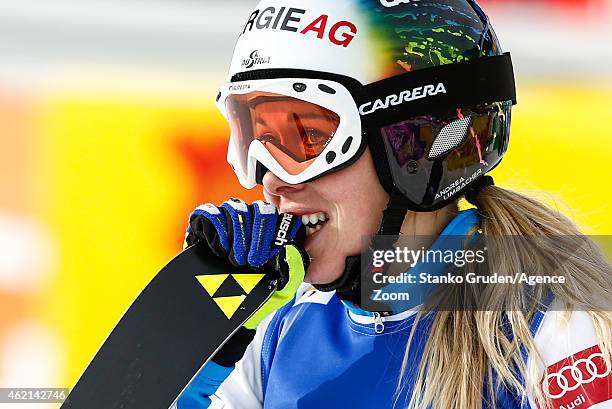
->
[[293, 83, 307, 92], [216, 92, 222, 102], [342, 137, 353, 154], [318, 84, 336, 94], [428, 116, 472, 159], [326, 151, 336, 164]]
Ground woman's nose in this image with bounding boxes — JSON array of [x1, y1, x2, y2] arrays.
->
[[262, 171, 306, 197]]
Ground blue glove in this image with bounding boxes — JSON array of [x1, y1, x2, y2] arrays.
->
[[185, 198, 305, 270], [184, 198, 309, 329]]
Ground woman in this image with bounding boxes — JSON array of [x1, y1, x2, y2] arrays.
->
[[176, 1, 611, 408]]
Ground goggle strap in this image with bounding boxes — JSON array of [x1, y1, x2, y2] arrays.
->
[[255, 162, 268, 185], [355, 53, 516, 126]]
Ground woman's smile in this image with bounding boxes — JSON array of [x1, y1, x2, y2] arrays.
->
[[263, 149, 390, 284]]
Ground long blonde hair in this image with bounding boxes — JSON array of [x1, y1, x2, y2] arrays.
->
[[397, 185, 612, 409]]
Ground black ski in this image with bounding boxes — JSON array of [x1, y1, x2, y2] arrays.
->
[[61, 242, 277, 409]]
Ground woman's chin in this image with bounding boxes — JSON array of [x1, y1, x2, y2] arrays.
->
[[303, 257, 344, 285]]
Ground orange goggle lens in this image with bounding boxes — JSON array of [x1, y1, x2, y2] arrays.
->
[[226, 91, 340, 176]]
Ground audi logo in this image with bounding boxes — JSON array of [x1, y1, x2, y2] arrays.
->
[[543, 352, 610, 399]]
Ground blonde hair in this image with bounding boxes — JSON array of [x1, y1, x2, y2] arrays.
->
[[397, 185, 612, 409]]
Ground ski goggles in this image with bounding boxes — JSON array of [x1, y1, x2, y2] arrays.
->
[[216, 78, 362, 188]]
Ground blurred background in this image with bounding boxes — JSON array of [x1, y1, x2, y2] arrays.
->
[[0, 0, 610, 407]]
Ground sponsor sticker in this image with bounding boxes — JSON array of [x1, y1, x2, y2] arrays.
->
[[359, 83, 447, 116], [241, 7, 357, 48], [541, 345, 611, 408], [241, 50, 271, 69]]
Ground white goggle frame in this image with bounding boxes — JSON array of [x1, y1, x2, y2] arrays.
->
[[215, 77, 362, 189]]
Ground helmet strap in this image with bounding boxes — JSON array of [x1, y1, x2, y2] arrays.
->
[[313, 189, 408, 306]]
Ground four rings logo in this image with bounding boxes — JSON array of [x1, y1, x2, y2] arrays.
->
[[242, 50, 271, 69], [542, 347, 610, 401]]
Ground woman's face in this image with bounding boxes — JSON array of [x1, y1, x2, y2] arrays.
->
[[262, 149, 389, 284]]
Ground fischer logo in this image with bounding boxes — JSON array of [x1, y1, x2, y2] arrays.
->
[[242, 7, 357, 48], [241, 50, 271, 69], [380, 0, 420, 7], [359, 83, 447, 116], [274, 213, 294, 246]]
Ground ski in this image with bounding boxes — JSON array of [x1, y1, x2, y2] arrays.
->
[[61, 242, 277, 409]]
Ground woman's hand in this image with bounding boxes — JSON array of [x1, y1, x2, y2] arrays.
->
[[184, 198, 309, 329]]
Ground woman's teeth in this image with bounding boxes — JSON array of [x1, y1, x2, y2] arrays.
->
[[300, 212, 329, 236]]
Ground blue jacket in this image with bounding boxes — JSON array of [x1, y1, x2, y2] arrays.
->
[[176, 210, 608, 409]]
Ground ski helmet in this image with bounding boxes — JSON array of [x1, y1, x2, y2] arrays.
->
[[217, 0, 515, 213], [215, 0, 516, 296]]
